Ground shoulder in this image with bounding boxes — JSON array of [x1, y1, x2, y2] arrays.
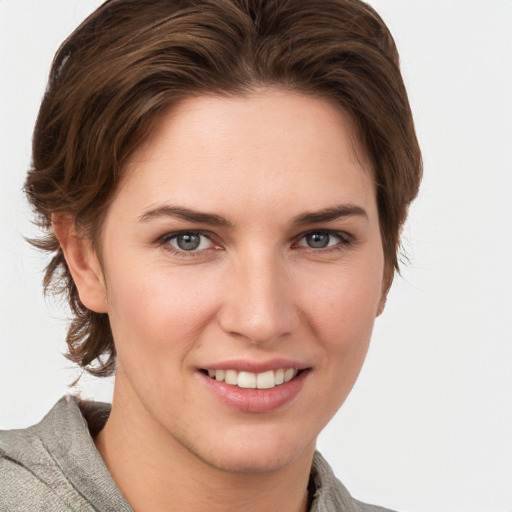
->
[[0, 396, 130, 512], [311, 452, 398, 512], [0, 455, 76, 511], [0, 397, 89, 511]]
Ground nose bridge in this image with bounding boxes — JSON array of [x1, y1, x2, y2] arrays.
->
[[219, 247, 298, 344]]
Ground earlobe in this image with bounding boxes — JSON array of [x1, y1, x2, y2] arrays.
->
[[376, 294, 387, 317], [52, 214, 107, 313], [376, 268, 393, 317]]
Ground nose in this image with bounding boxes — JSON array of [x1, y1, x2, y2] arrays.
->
[[218, 251, 299, 345]]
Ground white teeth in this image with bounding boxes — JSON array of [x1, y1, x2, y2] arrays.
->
[[225, 369, 238, 385], [256, 370, 275, 389], [238, 371, 257, 389], [284, 368, 296, 383], [206, 368, 301, 389], [274, 368, 285, 385]]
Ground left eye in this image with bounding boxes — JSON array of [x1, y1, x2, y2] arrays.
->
[[296, 231, 347, 249], [163, 231, 214, 252]]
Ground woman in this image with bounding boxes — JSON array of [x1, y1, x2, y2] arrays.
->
[[0, 0, 421, 510]]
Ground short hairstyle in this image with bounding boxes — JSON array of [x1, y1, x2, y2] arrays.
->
[[25, 0, 422, 377]]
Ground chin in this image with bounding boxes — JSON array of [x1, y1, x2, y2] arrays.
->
[[190, 429, 316, 475], [202, 449, 304, 475]]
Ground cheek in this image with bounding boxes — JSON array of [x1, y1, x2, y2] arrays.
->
[[104, 262, 219, 364], [302, 261, 383, 345]]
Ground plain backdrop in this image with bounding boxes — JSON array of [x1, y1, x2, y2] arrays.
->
[[1, 1, 511, 511]]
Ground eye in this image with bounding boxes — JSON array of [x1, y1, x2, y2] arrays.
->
[[160, 231, 216, 253], [295, 230, 351, 250]]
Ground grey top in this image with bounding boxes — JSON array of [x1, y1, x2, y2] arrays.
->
[[0, 396, 395, 511]]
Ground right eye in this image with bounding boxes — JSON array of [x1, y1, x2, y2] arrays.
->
[[294, 230, 352, 251], [160, 231, 216, 253]]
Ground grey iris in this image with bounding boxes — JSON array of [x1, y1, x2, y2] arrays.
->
[[306, 232, 330, 248], [177, 233, 201, 250]]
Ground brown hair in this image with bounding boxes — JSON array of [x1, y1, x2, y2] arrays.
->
[[25, 0, 422, 377]]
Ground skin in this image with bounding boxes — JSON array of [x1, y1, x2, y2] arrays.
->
[[56, 89, 387, 512]]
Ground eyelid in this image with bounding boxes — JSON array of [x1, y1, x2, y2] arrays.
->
[[157, 230, 220, 255], [293, 229, 353, 249]]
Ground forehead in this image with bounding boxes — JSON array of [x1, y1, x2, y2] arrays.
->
[[114, 89, 376, 222]]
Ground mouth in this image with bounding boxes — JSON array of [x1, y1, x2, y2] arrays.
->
[[200, 368, 305, 389]]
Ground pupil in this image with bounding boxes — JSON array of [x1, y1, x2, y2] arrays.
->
[[177, 233, 200, 251], [307, 232, 329, 248]]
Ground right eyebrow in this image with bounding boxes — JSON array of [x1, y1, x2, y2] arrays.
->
[[293, 204, 369, 225], [138, 205, 233, 228]]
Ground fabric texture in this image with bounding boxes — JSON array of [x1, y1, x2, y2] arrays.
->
[[1, 396, 396, 511]]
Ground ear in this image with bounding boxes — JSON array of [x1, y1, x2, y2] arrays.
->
[[52, 214, 108, 313], [376, 294, 387, 317], [376, 266, 394, 317]]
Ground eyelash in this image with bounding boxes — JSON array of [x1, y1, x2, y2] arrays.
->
[[156, 229, 353, 257], [292, 230, 353, 252], [157, 231, 219, 258]]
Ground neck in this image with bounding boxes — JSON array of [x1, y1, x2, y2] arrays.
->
[[94, 380, 314, 512]]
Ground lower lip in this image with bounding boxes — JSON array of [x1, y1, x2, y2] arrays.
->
[[199, 370, 309, 413]]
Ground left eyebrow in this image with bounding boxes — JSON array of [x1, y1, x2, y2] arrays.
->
[[293, 205, 369, 225], [138, 205, 233, 227]]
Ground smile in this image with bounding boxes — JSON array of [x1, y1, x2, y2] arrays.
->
[[203, 368, 300, 389]]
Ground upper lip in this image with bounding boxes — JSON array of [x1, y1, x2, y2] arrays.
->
[[199, 359, 311, 373]]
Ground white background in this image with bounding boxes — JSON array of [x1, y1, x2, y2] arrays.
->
[[1, 1, 511, 511]]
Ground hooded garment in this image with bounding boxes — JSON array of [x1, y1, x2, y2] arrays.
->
[[0, 396, 396, 512]]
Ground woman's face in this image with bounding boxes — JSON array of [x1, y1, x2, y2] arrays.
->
[[95, 90, 386, 473]]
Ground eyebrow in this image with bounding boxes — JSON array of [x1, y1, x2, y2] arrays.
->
[[139, 203, 368, 227], [293, 204, 368, 225], [139, 205, 233, 227]]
